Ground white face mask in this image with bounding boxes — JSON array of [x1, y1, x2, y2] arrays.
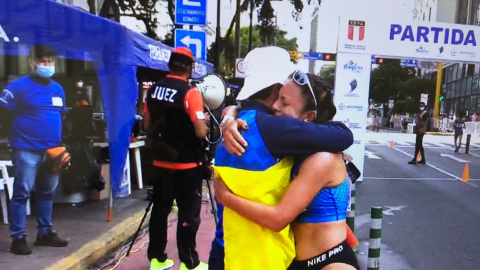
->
[[76, 82, 84, 88], [420, 106, 425, 111]]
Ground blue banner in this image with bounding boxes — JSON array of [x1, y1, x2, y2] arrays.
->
[[0, 0, 213, 197]]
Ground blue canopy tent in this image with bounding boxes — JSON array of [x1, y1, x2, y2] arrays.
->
[[0, 0, 213, 197]]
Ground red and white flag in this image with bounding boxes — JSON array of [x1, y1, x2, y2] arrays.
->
[[348, 20, 365, 41]]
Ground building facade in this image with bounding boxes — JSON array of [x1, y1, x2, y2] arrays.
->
[[437, 0, 480, 117]]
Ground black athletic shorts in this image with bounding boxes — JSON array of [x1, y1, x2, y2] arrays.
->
[[287, 240, 360, 270]]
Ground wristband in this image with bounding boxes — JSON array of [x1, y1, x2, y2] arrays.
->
[[220, 115, 235, 127]]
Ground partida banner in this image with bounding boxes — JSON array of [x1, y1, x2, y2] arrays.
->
[[333, 53, 372, 182], [337, 16, 480, 63]]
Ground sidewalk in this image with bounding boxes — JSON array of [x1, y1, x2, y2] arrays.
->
[[0, 189, 149, 270], [110, 200, 216, 270]]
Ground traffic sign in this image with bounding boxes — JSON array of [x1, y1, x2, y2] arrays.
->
[[421, 94, 428, 105], [388, 99, 394, 108], [175, 29, 207, 61], [401, 59, 418, 68], [175, 0, 207, 26], [303, 52, 323, 60]]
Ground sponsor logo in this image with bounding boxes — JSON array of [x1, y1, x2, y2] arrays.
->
[[148, 44, 171, 62], [348, 122, 362, 129], [348, 20, 365, 41], [390, 24, 477, 46], [416, 46, 429, 55], [459, 51, 476, 58], [344, 79, 359, 97], [344, 60, 364, 73], [339, 103, 363, 111], [0, 89, 14, 104], [451, 49, 476, 58]]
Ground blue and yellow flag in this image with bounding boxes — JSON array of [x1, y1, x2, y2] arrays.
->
[[214, 156, 296, 270]]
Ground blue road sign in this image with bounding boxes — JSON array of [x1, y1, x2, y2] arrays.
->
[[175, 0, 207, 26], [175, 29, 207, 61], [303, 52, 323, 60], [401, 59, 418, 68]]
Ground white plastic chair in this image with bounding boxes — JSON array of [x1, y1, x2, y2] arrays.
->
[[0, 160, 31, 225], [0, 166, 8, 224]]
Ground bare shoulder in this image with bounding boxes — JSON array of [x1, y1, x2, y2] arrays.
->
[[304, 152, 343, 167]]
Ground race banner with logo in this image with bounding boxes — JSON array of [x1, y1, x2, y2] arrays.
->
[[333, 53, 372, 182], [337, 16, 480, 63]]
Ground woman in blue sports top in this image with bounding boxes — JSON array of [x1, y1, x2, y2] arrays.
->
[[215, 71, 359, 270], [453, 115, 466, 152]]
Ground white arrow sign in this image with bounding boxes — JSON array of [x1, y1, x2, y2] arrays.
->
[[183, 0, 201, 7], [383, 205, 406, 216], [365, 150, 381, 159], [180, 35, 202, 58], [440, 154, 470, 163]]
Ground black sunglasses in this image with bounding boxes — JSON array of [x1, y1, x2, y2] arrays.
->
[[292, 70, 317, 110]]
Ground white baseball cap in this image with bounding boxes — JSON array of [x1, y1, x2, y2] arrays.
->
[[236, 46, 296, 100]]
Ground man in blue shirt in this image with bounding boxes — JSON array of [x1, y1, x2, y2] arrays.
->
[[208, 47, 353, 270], [0, 44, 69, 255]]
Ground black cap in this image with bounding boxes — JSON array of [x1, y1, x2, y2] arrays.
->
[[29, 44, 57, 60]]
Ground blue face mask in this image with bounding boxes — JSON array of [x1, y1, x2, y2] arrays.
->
[[36, 65, 55, 78]]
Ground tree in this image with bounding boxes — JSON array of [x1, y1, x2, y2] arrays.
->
[[223, 0, 322, 54], [98, 0, 161, 39], [319, 64, 335, 88], [207, 25, 298, 76], [369, 64, 416, 104]]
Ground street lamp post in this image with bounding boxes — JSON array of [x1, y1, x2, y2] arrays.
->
[[215, 0, 222, 73]]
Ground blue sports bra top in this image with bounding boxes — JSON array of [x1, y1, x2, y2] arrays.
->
[[295, 179, 349, 223]]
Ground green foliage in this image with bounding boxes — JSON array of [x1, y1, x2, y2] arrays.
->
[[370, 64, 436, 115], [208, 25, 298, 76], [319, 64, 335, 88]]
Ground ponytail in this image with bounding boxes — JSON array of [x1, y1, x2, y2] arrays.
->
[[314, 90, 336, 124]]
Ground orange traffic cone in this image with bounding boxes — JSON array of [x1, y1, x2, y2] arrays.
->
[[390, 141, 394, 148], [462, 163, 469, 182]]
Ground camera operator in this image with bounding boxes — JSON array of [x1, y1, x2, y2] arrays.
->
[[143, 47, 208, 270]]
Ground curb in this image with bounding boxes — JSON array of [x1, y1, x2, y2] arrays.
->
[[43, 209, 150, 270], [426, 132, 454, 136]]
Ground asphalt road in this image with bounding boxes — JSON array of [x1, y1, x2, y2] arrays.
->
[[355, 133, 480, 270], [111, 132, 480, 270]]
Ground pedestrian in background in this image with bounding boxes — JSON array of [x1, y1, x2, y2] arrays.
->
[[0, 44, 69, 255], [408, 102, 427, 165], [453, 114, 466, 152], [472, 112, 478, 122]]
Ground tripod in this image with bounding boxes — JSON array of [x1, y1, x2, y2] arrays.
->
[[126, 177, 218, 257]]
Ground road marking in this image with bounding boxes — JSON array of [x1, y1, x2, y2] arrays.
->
[[392, 147, 478, 188], [469, 152, 480, 158], [365, 150, 381, 159], [393, 140, 409, 146], [383, 205, 406, 216], [440, 153, 470, 163]]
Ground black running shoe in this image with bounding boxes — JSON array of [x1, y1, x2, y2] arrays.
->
[[34, 231, 68, 247], [10, 237, 32, 255], [408, 160, 417, 165]]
